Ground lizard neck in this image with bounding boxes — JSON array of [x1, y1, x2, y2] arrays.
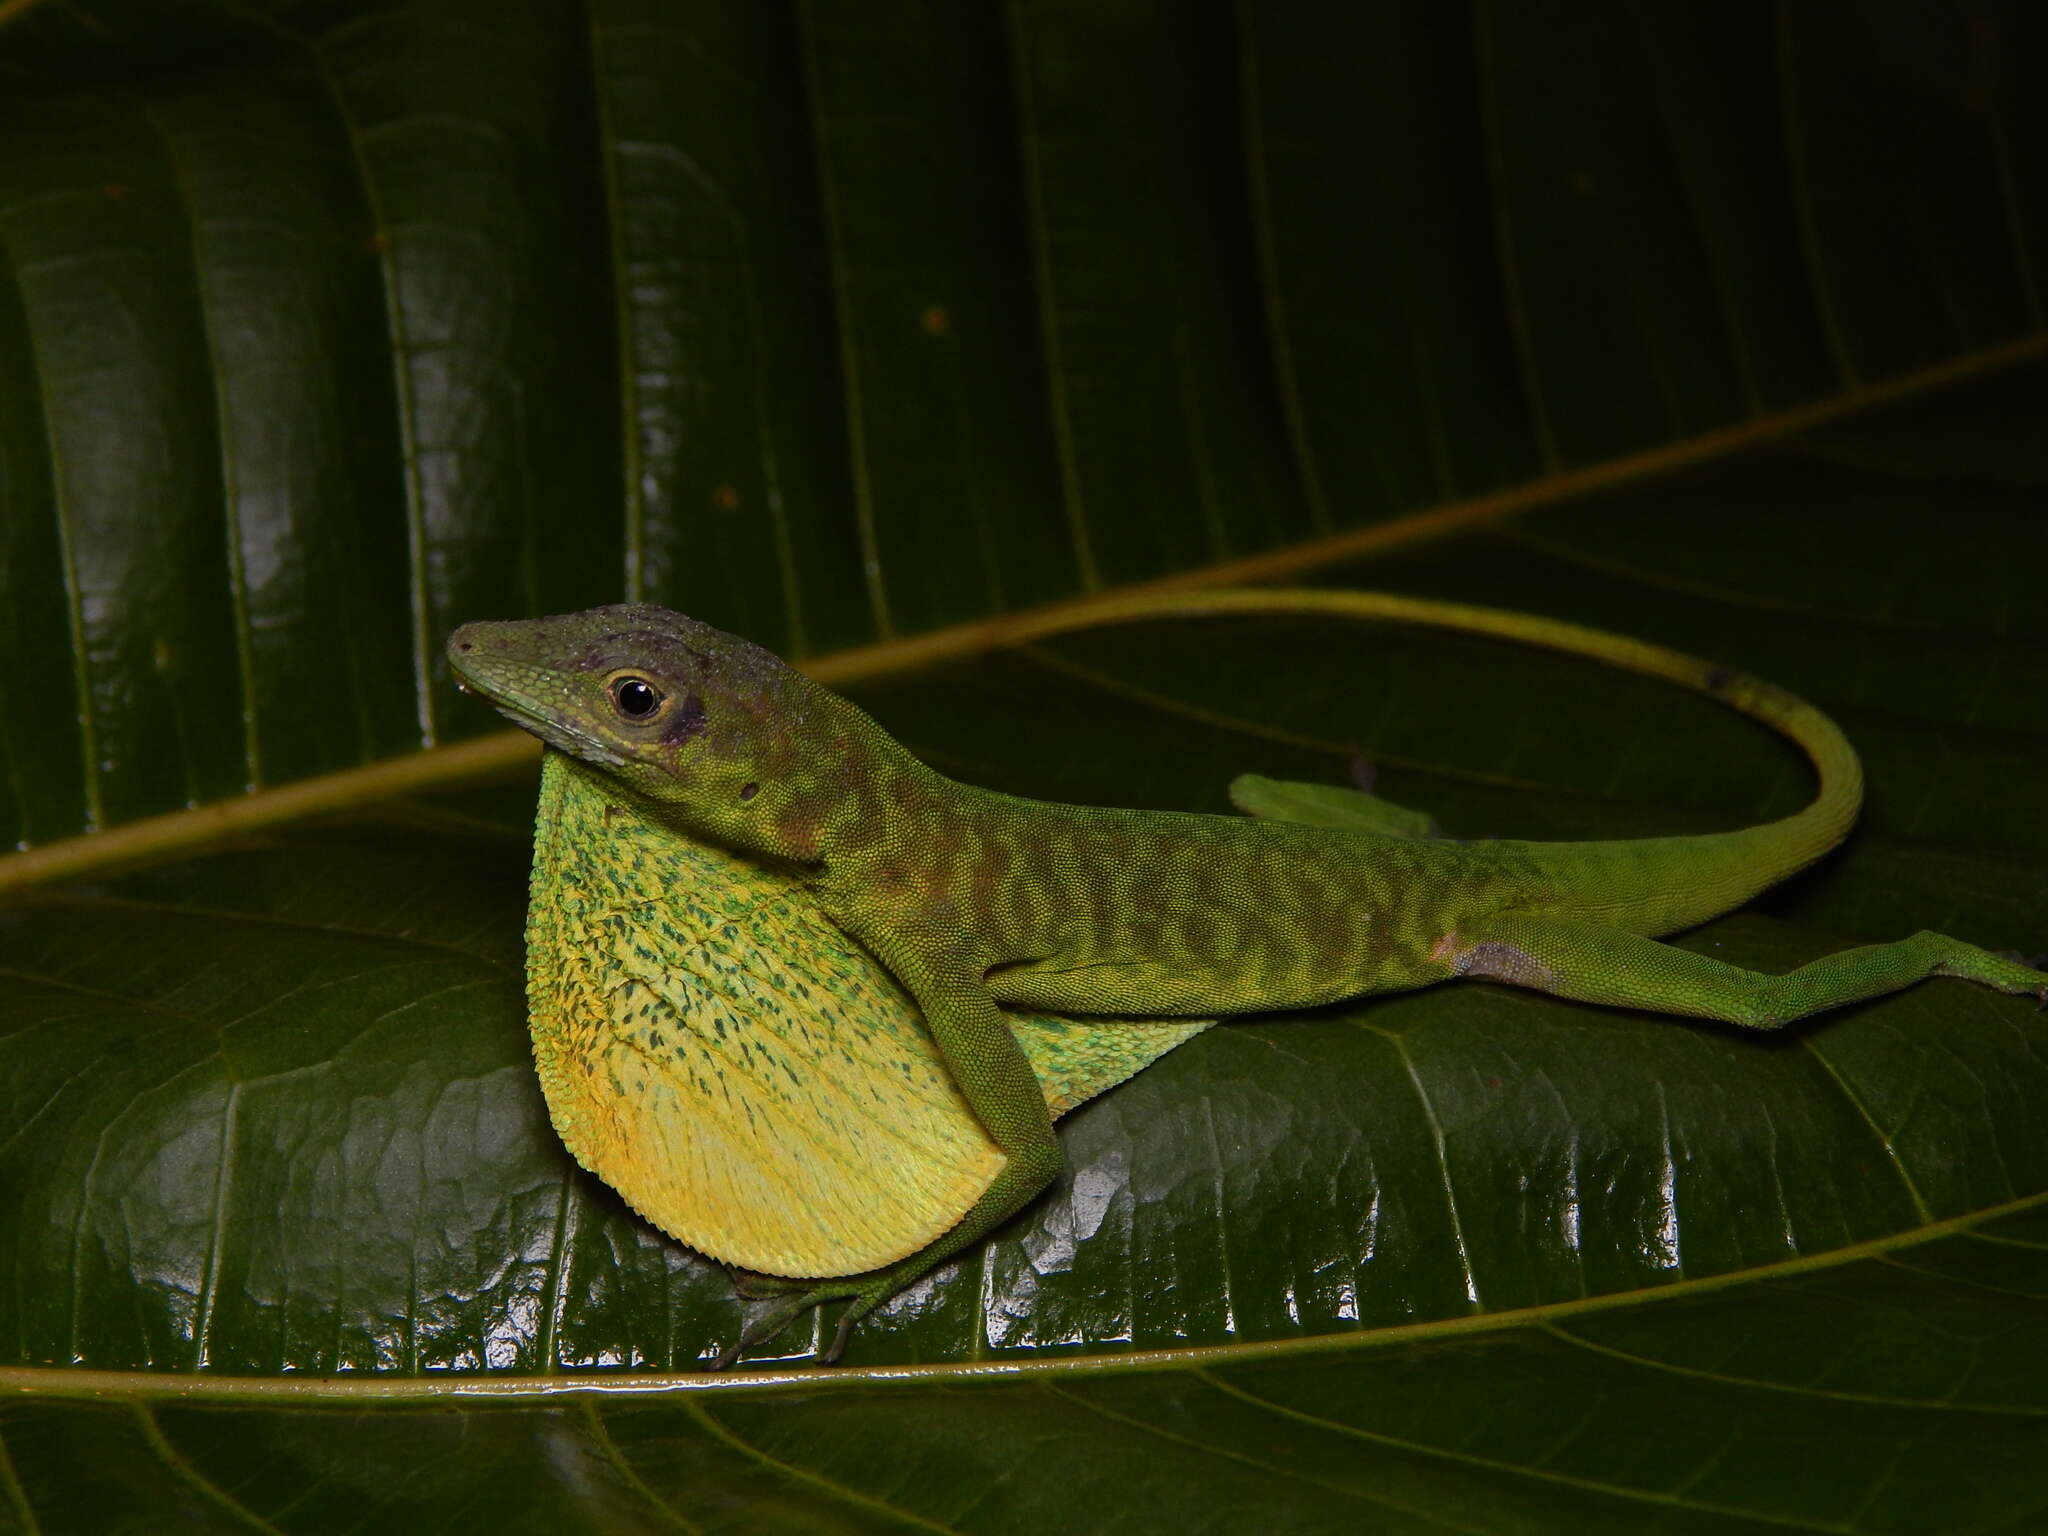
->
[[801, 707, 955, 868], [635, 688, 948, 869]]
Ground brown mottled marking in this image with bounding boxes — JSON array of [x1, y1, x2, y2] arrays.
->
[[661, 694, 708, 745]]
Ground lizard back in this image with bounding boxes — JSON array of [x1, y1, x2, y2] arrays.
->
[[821, 787, 1538, 1017]]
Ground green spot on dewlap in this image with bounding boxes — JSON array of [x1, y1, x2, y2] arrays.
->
[[525, 750, 1211, 1277]]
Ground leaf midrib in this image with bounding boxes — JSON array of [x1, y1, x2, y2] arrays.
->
[[1, 1186, 2038, 1403]]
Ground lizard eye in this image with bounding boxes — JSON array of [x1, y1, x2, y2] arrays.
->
[[609, 676, 664, 720]]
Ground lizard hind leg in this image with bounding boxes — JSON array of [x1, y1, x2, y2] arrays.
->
[[1229, 772, 1441, 839], [1454, 914, 2048, 1028], [711, 1270, 878, 1369]]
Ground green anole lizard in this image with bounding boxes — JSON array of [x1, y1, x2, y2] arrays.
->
[[448, 587, 2046, 1368]]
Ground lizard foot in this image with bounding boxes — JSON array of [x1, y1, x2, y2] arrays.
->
[[1990, 951, 2048, 1009], [709, 1272, 897, 1371]]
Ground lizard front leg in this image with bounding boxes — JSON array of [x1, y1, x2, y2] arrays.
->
[[712, 929, 1063, 1368]]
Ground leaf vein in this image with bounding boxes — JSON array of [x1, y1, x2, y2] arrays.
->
[[131, 1401, 283, 1534], [0, 1421, 38, 1536], [1797, 1035, 1932, 1223], [41, 892, 515, 975], [1375, 1028, 1482, 1307], [191, 1081, 243, 1369], [1542, 1319, 2048, 1417], [1874, 1252, 2048, 1307], [1039, 1379, 1490, 1534], [1194, 1365, 1854, 1532], [683, 1398, 961, 1535], [577, 1399, 704, 1534]]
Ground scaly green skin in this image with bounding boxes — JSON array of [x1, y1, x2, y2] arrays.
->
[[448, 589, 2047, 1367]]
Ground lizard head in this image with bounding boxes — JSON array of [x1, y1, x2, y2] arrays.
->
[[448, 604, 853, 861]]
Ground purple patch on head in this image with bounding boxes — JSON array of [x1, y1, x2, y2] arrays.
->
[[661, 692, 708, 745]]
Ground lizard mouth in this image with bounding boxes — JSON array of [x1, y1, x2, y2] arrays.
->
[[500, 703, 621, 764], [447, 624, 627, 767], [468, 685, 625, 767]]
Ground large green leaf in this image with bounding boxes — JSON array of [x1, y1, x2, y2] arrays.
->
[[6, 371, 2048, 1527], [4, 1, 2047, 1530]]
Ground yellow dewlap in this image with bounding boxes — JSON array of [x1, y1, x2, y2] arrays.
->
[[524, 750, 1212, 1278]]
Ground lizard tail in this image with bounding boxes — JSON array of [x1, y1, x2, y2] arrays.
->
[[968, 586, 1862, 937]]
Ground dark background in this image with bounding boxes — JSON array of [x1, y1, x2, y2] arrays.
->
[[1, 3, 2044, 1530]]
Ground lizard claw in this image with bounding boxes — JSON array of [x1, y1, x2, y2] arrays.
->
[[1992, 949, 2047, 969], [709, 1294, 817, 1370], [709, 1304, 802, 1371], [1987, 951, 2048, 1009]]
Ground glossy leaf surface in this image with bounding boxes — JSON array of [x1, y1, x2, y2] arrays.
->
[[2, 1, 2046, 1531], [7, 367, 2048, 1527]]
